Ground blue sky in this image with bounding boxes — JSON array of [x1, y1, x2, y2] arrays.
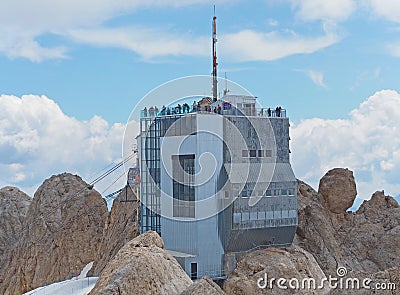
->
[[2, 0, 400, 123], [1, 0, 400, 202]]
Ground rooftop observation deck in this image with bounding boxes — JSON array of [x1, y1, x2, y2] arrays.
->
[[140, 105, 287, 119]]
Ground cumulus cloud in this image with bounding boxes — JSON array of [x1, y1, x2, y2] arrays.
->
[[0, 94, 139, 196], [291, 0, 356, 22], [291, 89, 400, 199]]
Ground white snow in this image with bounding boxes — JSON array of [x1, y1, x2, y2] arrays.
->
[[24, 262, 98, 295], [78, 261, 94, 279]]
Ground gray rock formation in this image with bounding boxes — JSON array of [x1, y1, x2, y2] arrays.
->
[[0, 173, 108, 294], [89, 185, 140, 276], [180, 276, 225, 295], [318, 168, 357, 213], [297, 170, 400, 276], [224, 245, 328, 295], [89, 231, 192, 295], [0, 186, 31, 257], [329, 267, 400, 295]]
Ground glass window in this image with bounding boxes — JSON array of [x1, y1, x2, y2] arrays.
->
[[172, 154, 195, 218], [250, 211, 258, 221], [233, 212, 241, 223], [258, 211, 266, 220], [250, 150, 257, 157], [265, 189, 271, 196], [241, 211, 250, 221], [242, 150, 249, 157], [282, 210, 289, 218], [224, 191, 229, 199]]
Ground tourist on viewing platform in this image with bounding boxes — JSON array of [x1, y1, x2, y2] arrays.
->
[[217, 105, 221, 114], [149, 106, 155, 116], [267, 107, 271, 117], [275, 106, 280, 117], [161, 105, 166, 115], [155, 106, 159, 115], [183, 103, 189, 113], [143, 107, 147, 117]]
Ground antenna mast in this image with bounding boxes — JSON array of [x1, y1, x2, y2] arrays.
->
[[212, 6, 218, 102]]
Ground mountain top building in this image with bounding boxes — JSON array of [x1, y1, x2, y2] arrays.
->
[[135, 13, 297, 280]]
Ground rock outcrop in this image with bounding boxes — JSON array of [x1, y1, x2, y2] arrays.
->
[[297, 169, 400, 276], [180, 276, 225, 295], [318, 168, 357, 213], [0, 187, 31, 257], [89, 185, 140, 276], [0, 173, 108, 295], [89, 231, 192, 295], [329, 267, 400, 295], [224, 245, 328, 295]]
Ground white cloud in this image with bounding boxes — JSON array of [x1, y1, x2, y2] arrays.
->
[[291, 89, 400, 199], [307, 70, 326, 87], [0, 94, 139, 196], [68, 25, 340, 62], [291, 0, 356, 22], [0, 0, 343, 62], [220, 27, 340, 62], [368, 0, 400, 23], [0, 28, 67, 62], [295, 69, 326, 87], [67, 27, 209, 60], [387, 42, 400, 57], [0, 0, 225, 61]]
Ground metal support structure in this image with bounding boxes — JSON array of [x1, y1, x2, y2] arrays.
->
[[212, 6, 218, 102]]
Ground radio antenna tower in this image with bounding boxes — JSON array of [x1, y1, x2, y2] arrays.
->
[[212, 6, 218, 102]]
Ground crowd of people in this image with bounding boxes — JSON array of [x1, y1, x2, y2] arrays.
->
[[142, 101, 225, 117], [142, 102, 283, 118]]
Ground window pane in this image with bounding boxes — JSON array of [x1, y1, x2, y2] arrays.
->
[[233, 212, 241, 223], [242, 211, 250, 221]]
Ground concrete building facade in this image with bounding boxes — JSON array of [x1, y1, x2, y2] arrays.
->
[[137, 95, 297, 279]]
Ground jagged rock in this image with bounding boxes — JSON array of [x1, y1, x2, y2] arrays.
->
[[224, 245, 328, 295], [0, 173, 108, 295], [329, 267, 399, 295], [89, 231, 192, 295], [89, 185, 140, 276], [180, 276, 225, 295], [318, 168, 357, 213], [297, 176, 400, 276], [0, 186, 31, 257]]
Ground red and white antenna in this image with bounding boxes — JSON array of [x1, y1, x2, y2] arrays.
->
[[212, 5, 218, 102]]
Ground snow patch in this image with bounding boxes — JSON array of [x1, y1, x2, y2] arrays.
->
[[24, 262, 98, 295]]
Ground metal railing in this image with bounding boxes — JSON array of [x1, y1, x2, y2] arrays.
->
[[140, 106, 287, 118]]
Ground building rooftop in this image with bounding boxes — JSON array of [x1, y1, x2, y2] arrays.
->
[[140, 98, 287, 119]]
